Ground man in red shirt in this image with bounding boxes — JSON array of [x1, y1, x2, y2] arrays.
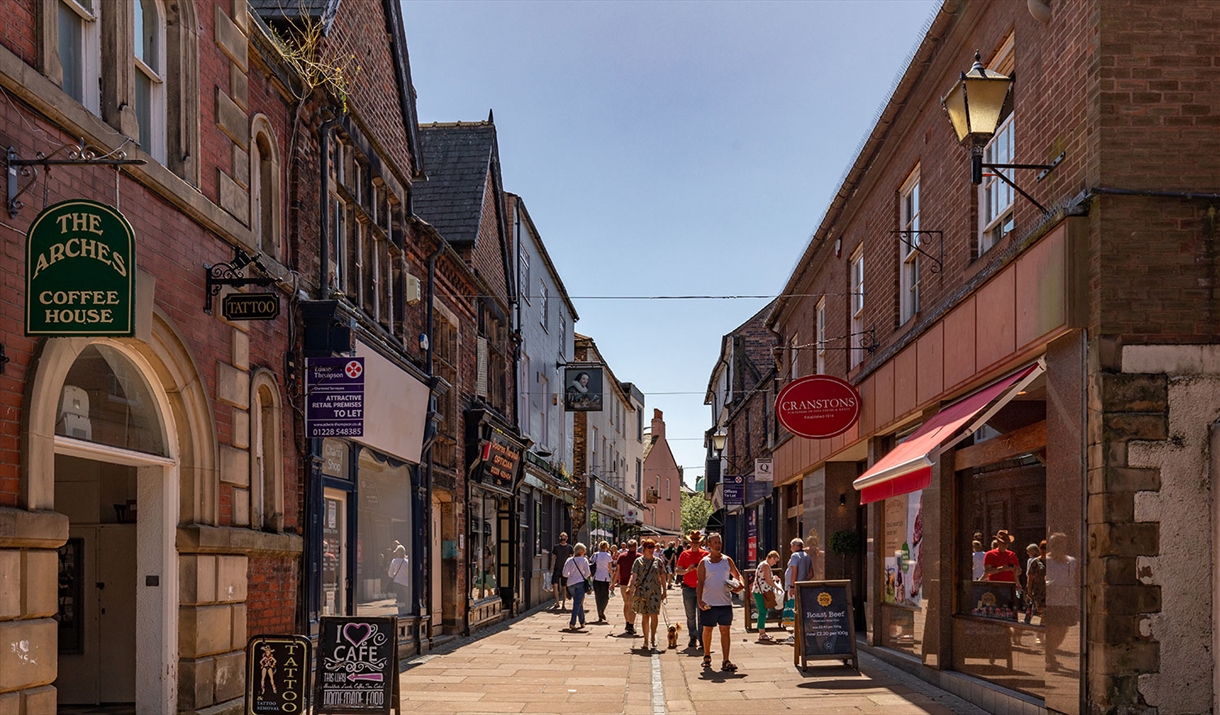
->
[[674, 531, 709, 649], [984, 529, 1021, 582], [617, 540, 640, 634]]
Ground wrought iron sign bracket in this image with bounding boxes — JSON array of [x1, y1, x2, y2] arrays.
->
[[204, 246, 276, 314], [7, 142, 146, 218], [890, 230, 944, 274], [0, 344, 9, 374]]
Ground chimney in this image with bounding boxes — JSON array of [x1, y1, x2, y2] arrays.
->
[[651, 409, 664, 439]]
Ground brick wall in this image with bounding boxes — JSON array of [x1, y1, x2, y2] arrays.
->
[[246, 553, 299, 634]]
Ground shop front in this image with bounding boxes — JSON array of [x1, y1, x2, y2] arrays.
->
[[518, 455, 576, 611], [308, 337, 431, 658], [588, 479, 633, 545], [465, 409, 528, 629]]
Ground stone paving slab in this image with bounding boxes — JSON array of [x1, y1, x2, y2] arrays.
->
[[400, 590, 990, 715]]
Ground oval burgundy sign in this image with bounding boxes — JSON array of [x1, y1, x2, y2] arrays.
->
[[775, 375, 861, 439]]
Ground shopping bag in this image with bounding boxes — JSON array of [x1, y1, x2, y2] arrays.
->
[[781, 597, 795, 628], [542, 571, 553, 591]]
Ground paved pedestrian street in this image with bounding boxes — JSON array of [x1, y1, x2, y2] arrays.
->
[[400, 591, 987, 715]]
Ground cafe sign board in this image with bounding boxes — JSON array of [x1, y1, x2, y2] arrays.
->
[[25, 199, 135, 336], [316, 616, 397, 714]]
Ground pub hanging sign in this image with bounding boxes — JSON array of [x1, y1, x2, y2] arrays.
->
[[25, 199, 135, 337]]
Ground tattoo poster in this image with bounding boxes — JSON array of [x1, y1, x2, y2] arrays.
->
[[245, 635, 311, 714], [317, 616, 397, 713]]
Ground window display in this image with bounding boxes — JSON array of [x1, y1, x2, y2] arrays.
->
[[469, 491, 500, 601], [356, 449, 413, 616]]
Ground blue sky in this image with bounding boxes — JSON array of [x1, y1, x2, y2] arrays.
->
[[402, 0, 940, 486]]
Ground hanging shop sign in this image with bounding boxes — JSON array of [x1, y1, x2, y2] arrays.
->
[[564, 366, 604, 411], [723, 475, 744, 507], [306, 358, 365, 438], [316, 616, 398, 714], [775, 375, 861, 439], [25, 199, 135, 336], [793, 579, 858, 671], [223, 292, 280, 321], [245, 634, 312, 714], [755, 457, 774, 482], [475, 426, 523, 494]]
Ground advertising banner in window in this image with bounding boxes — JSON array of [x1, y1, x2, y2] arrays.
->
[[26, 199, 135, 336], [883, 490, 923, 608], [564, 366, 603, 412]]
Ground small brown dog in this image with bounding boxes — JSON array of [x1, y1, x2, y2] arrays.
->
[[666, 623, 682, 649]]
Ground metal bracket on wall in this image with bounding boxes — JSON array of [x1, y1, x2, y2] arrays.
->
[[0, 344, 9, 374], [890, 230, 943, 274], [7, 141, 145, 218], [204, 246, 276, 314]]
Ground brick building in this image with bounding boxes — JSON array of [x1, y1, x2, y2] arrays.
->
[[703, 303, 780, 569], [0, 0, 316, 710], [761, 1, 1220, 713], [414, 119, 528, 633], [640, 409, 682, 538]]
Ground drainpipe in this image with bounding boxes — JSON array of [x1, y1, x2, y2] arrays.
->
[[301, 111, 340, 636], [424, 240, 444, 639]]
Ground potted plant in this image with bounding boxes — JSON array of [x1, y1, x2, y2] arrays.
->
[[829, 529, 861, 580]]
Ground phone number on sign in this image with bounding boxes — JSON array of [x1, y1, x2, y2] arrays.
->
[[309, 425, 363, 437]]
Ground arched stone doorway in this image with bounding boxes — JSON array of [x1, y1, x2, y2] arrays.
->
[[24, 316, 215, 714]]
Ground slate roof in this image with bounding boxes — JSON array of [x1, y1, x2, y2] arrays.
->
[[413, 122, 497, 245]]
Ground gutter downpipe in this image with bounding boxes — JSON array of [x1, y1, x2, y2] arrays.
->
[[425, 240, 444, 639], [303, 112, 340, 637]]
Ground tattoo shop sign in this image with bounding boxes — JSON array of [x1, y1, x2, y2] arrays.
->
[[25, 199, 135, 336], [245, 635, 312, 714]]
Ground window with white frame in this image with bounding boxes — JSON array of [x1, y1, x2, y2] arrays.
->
[[789, 334, 798, 381], [520, 248, 531, 304], [133, 0, 166, 162], [540, 283, 550, 331], [251, 375, 284, 532], [979, 36, 1016, 254], [850, 248, 865, 368], [899, 167, 921, 323], [57, 0, 101, 113], [815, 298, 826, 374]]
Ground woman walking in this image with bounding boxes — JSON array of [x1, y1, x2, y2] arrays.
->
[[590, 541, 616, 623], [627, 538, 668, 651], [752, 550, 782, 641], [561, 543, 592, 631], [697, 532, 745, 671]]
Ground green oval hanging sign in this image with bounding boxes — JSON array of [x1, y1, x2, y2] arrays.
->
[[25, 199, 136, 336]]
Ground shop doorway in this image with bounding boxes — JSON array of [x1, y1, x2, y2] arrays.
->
[[50, 343, 179, 712], [322, 489, 348, 616], [431, 495, 443, 631]]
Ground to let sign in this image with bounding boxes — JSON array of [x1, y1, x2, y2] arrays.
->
[[223, 293, 280, 321], [26, 199, 135, 336], [775, 375, 861, 439], [306, 358, 365, 438], [723, 475, 744, 507]]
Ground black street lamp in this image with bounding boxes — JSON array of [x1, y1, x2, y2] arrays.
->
[[942, 52, 1063, 210]]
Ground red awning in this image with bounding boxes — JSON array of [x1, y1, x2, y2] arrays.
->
[[853, 362, 1044, 505]]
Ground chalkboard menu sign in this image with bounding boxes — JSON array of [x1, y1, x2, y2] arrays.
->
[[316, 616, 398, 714], [245, 635, 311, 714], [793, 580, 858, 670]]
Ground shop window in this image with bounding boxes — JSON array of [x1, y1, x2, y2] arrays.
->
[[56, 0, 101, 113], [979, 36, 1016, 255], [469, 492, 501, 601], [789, 334, 799, 380], [520, 249, 530, 304], [899, 167, 921, 323], [250, 122, 281, 260], [133, 0, 166, 163], [881, 490, 926, 657], [540, 283, 549, 331], [321, 488, 346, 616], [850, 248, 865, 368], [250, 374, 283, 532], [56, 344, 167, 457], [356, 449, 413, 616]]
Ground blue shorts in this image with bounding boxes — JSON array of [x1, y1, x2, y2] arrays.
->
[[699, 605, 733, 628]]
